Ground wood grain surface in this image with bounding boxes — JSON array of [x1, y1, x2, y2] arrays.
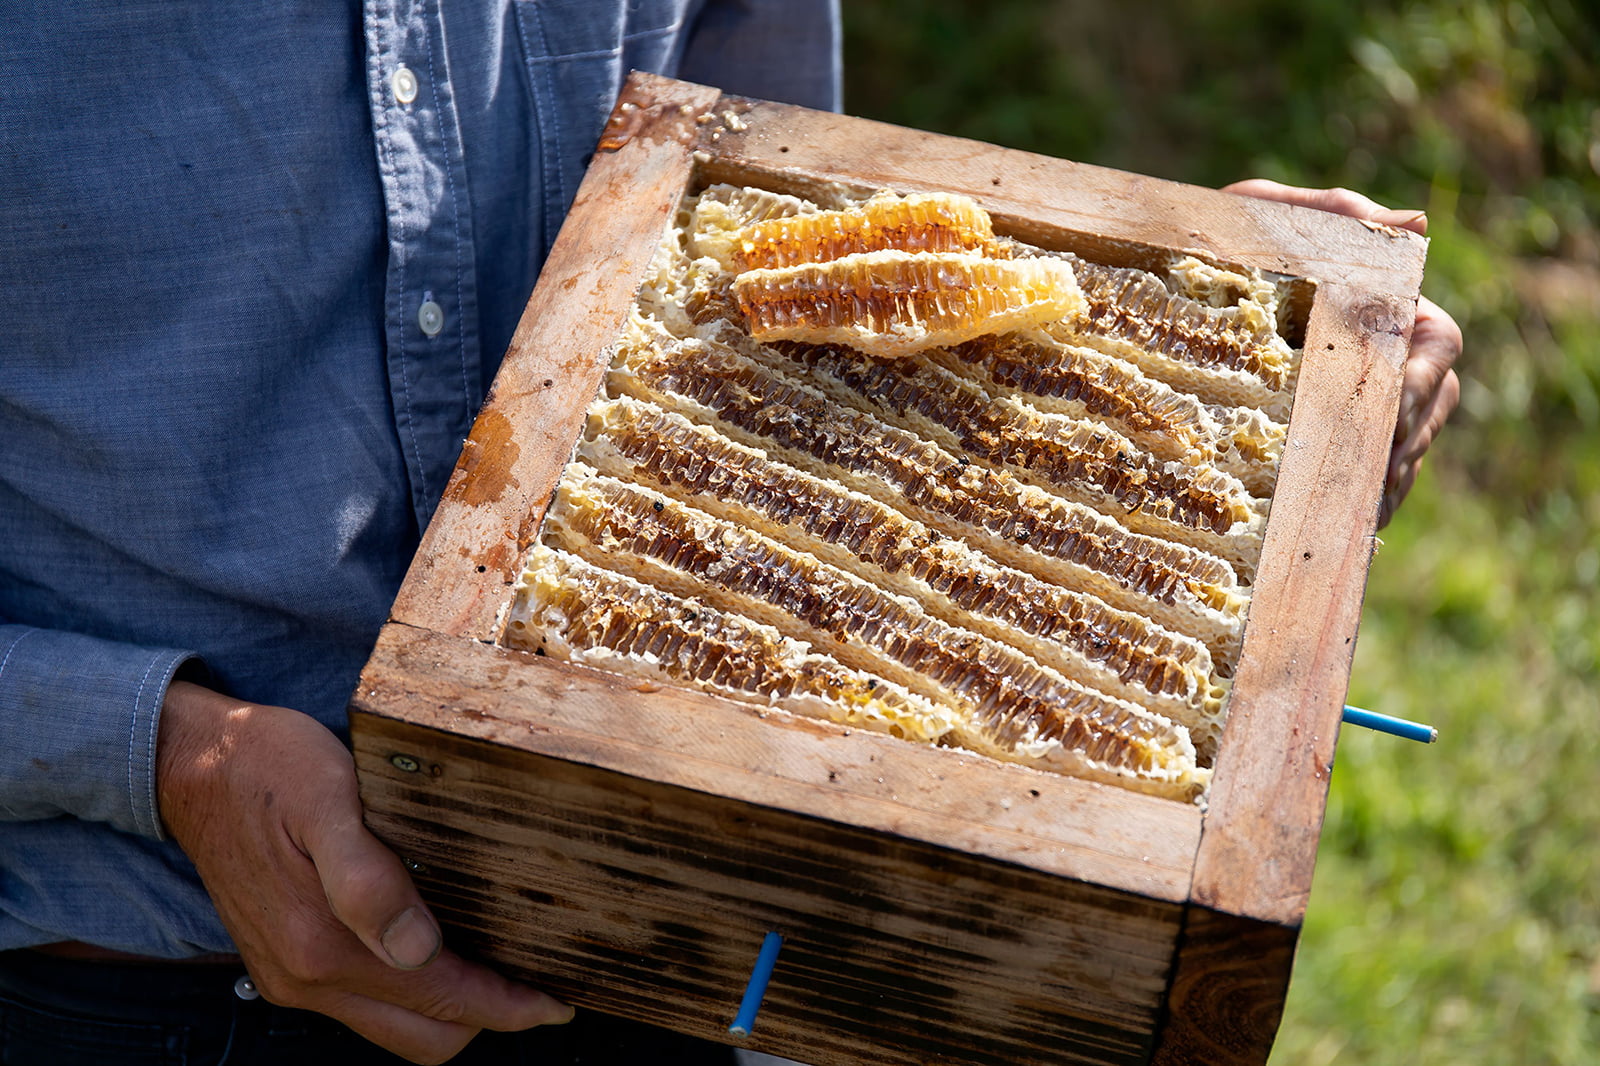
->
[[1147, 908, 1299, 1065], [357, 719, 1184, 1066], [1193, 280, 1415, 928], [389, 77, 724, 642], [353, 623, 1200, 901]]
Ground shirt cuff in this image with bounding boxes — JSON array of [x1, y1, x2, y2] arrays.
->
[[0, 625, 203, 840]]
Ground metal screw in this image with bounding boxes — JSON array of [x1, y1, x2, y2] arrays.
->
[[403, 858, 430, 875], [390, 754, 421, 773]]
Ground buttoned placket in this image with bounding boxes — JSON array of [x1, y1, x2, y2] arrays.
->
[[364, 0, 484, 527]]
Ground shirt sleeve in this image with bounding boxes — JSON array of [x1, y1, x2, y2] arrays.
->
[[0, 624, 201, 841], [679, 0, 842, 113]]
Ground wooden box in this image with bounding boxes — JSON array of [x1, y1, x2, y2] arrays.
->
[[349, 72, 1427, 1066]]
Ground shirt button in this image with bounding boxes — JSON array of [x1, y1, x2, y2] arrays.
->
[[392, 65, 419, 105], [233, 975, 260, 1001], [417, 299, 444, 337]]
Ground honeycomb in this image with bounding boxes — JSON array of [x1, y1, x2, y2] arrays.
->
[[502, 186, 1302, 801], [734, 251, 1085, 357], [728, 191, 997, 270]]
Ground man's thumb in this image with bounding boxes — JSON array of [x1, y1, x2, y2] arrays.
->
[[376, 903, 443, 970]]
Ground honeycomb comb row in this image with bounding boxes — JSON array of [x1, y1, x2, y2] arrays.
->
[[542, 466, 1207, 798]]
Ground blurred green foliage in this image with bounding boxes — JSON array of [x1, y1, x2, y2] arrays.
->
[[845, 2, 1600, 1063]]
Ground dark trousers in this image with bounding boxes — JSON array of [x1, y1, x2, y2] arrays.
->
[[0, 951, 737, 1065]]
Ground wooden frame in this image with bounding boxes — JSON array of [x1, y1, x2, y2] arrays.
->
[[350, 72, 1426, 1066]]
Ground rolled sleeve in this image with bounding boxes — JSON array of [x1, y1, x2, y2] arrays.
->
[[0, 625, 200, 840]]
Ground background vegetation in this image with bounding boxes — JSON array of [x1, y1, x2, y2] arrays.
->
[[843, 2, 1600, 1063]]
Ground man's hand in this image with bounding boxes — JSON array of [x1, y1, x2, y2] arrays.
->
[[1222, 179, 1464, 526], [157, 681, 572, 1064]]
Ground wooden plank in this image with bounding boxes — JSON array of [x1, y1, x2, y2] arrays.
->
[[693, 87, 1427, 296], [1147, 908, 1298, 1066], [353, 707, 1186, 1066], [1191, 281, 1416, 926], [352, 622, 1201, 901], [388, 76, 722, 642]]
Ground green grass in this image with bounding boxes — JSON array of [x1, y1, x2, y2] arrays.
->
[[845, 2, 1600, 1061]]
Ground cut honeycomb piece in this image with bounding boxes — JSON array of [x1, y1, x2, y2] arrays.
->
[[634, 214, 697, 327], [1213, 404, 1289, 465], [762, 340, 1266, 566], [699, 182, 819, 227], [505, 546, 959, 743], [1061, 257, 1298, 416], [734, 250, 1086, 359], [607, 325, 1247, 668], [730, 191, 996, 271], [544, 467, 1208, 799], [580, 395, 1227, 750], [682, 271, 745, 337], [688, 183, 821, 266]]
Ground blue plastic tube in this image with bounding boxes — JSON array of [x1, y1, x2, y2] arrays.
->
[[1342, 705, 1438, 744], [728, 931, 784, 1037]]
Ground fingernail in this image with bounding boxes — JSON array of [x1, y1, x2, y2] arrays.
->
[[381, 906, 441, 970], [1375, 208, 1427, 234]]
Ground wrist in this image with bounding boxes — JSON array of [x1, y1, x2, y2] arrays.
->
[[155, 681, 246, 841]]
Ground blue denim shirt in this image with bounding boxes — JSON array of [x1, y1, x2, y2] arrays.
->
[[0, 0, 839, 957]]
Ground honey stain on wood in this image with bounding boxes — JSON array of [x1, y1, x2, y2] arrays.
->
[[446, 409, 520, 507], [597, 79, 710, 153], [462, 536, 515, 578]]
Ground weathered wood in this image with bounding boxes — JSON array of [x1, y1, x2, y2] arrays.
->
[[1192, 281, 1414, 927], [350, 71, 1432, 1066], [353, 627, 1189, 1066], [389, 76, 724, 642], [353, 623, 1201, 901], [1147, 908, 1298, 1066]]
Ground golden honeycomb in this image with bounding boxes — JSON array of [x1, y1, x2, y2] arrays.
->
[[729, 191, 997, 270], [501, 187, 1302, 801], [735, 251, 1086, 357]]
